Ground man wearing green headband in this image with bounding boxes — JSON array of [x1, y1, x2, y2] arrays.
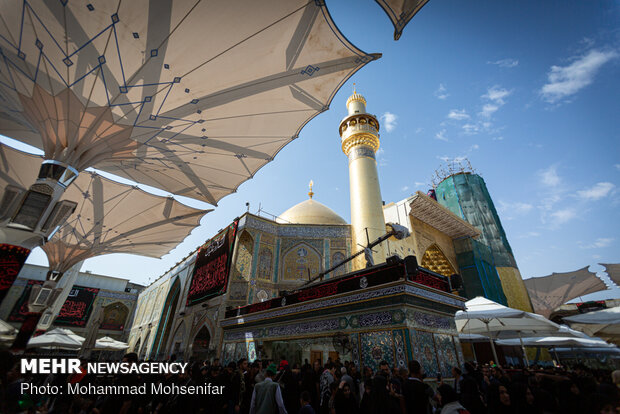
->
[[249, 363, 287, 414]]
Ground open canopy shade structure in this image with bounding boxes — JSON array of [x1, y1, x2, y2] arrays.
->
[[0, 0, 378, 205], [375, 0, 430, 40], [601, 263, 620, 286], [564, 307, 620, 343], [26, 328, 84, 350], [0, 143, 208, 274], [524, 267, 607, 318]]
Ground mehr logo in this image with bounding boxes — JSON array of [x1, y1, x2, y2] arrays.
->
[[21, 358, 81, 374]]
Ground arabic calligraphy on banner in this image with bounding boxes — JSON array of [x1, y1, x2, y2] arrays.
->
[[8, 279, 43, 322], [0, 244, 30, 303], [55, 286, 100, 327], [186, 220, 238, 306]]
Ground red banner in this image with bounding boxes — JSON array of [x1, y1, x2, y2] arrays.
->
[[186, 220, 238, 306], [8, 280, 43, 322], [0, 244, 30, 304]]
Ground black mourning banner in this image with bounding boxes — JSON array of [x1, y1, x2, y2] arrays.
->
[[186, 220, 238, 306], [0, 244, 30, 304], [55, 285, 100, 327]]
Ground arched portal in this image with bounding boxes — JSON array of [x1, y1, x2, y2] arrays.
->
[[282, 243, 322, 281], [192, 325, 212, 362], [150, 278, 181, 360], [421, 244, 456, 277], [101, 302, 129, 331], [233, 231, 254, 280]]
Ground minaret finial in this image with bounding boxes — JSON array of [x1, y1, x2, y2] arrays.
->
[[353, 82, 356, 94], [308, 180, 314, 199]]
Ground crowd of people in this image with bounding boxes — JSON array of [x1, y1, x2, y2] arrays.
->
[[1, 350, 620, 414]]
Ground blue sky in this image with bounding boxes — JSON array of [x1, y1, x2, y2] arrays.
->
[[6, 0, 620, 296]]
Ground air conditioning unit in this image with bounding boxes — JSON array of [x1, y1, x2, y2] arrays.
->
[[33, 287, 53, 306], [10, 190, 52, 230], [40, 200, 78, 233], [0, 185, 25, 220]]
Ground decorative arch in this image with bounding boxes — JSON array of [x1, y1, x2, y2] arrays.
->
[[192, 323, 212, 361], [331, 251, 346, 277], [257, 246, 273, 280], [282, 242, 322, 281], [233, 230, 254, 280], [101, 302, 129, 331], [150, 277, 181, 360], [421, 244, 456, 277]]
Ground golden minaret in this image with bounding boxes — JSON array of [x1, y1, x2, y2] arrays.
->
[[339, 88, 386, 270]]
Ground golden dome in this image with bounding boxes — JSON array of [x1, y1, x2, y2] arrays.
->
[[277, 199, 347, 225]]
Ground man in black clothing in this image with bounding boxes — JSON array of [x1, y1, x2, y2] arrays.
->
[[402, 360, 433, 414]]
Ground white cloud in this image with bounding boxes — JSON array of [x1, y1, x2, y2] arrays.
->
[[493, 136, 504, 141], [549, 208, 577, 226], [381, 112, 398, 132], [479, 86, 512, 118], [415, 127, 424, 134], [615, 164, 620, 171], [437, 155, 467, 163], [401, 185, 409, 192], [414, 181, 426, 187], [480, 103, 499, 118], [498, 201, 534, 219], [435, 83, 449, 100], [376, 148, 387, 166], [447, 109, 470, 121], [435, 129, 449, 142], [576, 182, 615, 200], [517, 231, 541, 239], [483, 86, 512, 104], [539, 165, 561, 187], [469, 144, 479, 151], [461, 124, 479, 135], [540, 49, 618, 103], [579, 237, 614, 249], [487, 58, 519, 68]]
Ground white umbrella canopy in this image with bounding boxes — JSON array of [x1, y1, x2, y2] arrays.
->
[[496, 336, 614, 348], [0, 318, 17, 343], [458, 333, 491, 343], [94, 336, 129, 351], [0, 318, 16, 336], [564, 307, 620, 339], [27, 328, 85, 350], [455, 297, 561, 339], [455, 296, 561, 365]]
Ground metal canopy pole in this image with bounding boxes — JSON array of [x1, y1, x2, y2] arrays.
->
[[518, 332, 530, 367]]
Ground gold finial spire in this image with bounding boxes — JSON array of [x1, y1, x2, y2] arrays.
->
[[308, 180, 314, 199], [346, 85, 366, 108]]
